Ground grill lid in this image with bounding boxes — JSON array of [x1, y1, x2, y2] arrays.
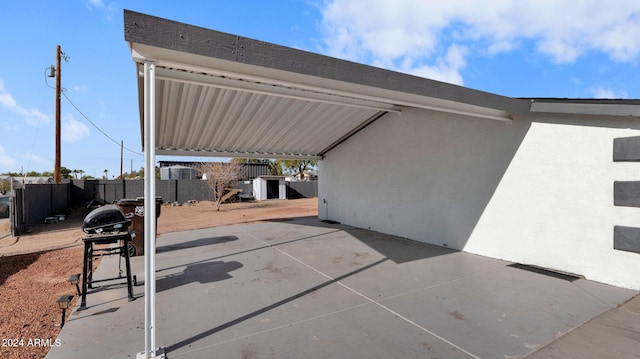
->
[[82, 204, 130, 234]]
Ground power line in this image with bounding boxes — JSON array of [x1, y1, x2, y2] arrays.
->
[[61, 91, 143, 157]]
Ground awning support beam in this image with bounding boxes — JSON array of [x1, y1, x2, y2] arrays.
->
[[137, 62, 165, 359], [154, 66, 403, 114]]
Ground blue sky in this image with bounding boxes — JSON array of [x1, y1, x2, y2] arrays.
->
[[1, 1, 639, 178]]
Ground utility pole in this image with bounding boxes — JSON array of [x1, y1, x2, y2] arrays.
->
[[120, 140, 124, 179], [54, 45, 61, 184], [49, 45, 69, 183]]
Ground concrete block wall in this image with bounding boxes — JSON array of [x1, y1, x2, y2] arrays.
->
[[17, 178, 316, 233], [92, 180, 210, 204], [22, 183, 69, 228], [287, 181, 318, 199]]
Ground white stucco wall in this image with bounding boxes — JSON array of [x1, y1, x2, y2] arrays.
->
[[319, 107, 640, 290]]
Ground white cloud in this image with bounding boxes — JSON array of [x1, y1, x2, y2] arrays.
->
[[1, 120, 19, 132], [72, 84, 90, 93], [0, 79, 17, 108], [320, 0, 640, 83], [16, 152, 50, 168], [407, 44, 468, 85], [16, 107, 50, 126], [86, 0, 118, 21], [62, 114, 90, 142], [0, 144, 16, 168], [0, 92, 17, 109], [591, 86, 628, 99], [0, 79, 50, 126]]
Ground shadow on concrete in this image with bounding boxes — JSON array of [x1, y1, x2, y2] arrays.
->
[[263, 216, 456, 264], [343, 227, 456, 263], [156, 235, 238, 253], [156, 260, 243, 292], [156, 228, 343, 275], [156, 216, 457, 354], [166, 258, 388, 354], [91, 307, 120, 316]]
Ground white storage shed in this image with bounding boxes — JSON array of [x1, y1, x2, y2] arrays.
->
[[252, 176, 286, 200]]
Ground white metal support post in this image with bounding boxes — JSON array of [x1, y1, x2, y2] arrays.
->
[[137, 62, 164, 359]]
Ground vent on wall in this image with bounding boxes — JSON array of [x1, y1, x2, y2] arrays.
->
[[507, 263, 583, 282], [613, 136, 640, 254]]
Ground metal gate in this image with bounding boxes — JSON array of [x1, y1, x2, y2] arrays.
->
[[11, 188, 24, 236]]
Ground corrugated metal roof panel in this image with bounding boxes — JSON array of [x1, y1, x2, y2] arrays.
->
[[151, 68, 383, 158]]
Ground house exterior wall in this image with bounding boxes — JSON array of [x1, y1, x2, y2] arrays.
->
[[319, 107, 640, 290]]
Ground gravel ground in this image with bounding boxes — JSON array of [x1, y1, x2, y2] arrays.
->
[[0, 247, 99, 359], [0, 198, 317, 359]]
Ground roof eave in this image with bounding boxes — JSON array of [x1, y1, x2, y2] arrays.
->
[[528, 99, 640, 117], [124, 10, 528, 116]]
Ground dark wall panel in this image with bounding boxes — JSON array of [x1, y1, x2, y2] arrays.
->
[[614, 181, 640, 207], [613, 136, 640, 162], [613, 136, 640, 255], [614, 226, 640, 254]]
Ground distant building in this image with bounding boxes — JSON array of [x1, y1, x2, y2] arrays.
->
[[0, 176, 54, 190], [159, 165, 198, 180], [158, 161, 268, 181], [292, 170, 317, 182]]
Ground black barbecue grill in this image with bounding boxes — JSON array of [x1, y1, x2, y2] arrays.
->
[[79, 205, 135, 310], [82, 204, 131, 234]]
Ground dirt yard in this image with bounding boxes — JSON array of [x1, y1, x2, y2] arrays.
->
[[0, 198, 317, 359]]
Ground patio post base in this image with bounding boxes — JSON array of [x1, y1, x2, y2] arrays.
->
[[136, 347, 166, 359]]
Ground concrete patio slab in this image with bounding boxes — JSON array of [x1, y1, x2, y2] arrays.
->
[[526, 294, 640, 359], [47, 217, 639, 359]]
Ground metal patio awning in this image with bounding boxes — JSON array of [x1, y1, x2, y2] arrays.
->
[[134, 62, 397, 160], [125, 11, 528, 161]]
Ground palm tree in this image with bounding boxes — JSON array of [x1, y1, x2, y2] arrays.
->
[[103, 169, 109, 179]]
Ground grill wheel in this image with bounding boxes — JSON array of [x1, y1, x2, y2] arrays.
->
[[127, 243, 137, 257]]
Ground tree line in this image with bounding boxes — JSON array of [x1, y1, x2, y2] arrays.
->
[[1, 166, 156, 180]]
